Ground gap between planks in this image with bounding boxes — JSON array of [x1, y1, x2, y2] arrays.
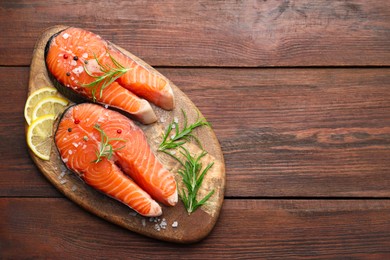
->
[[1, 196, 390, 200], [2, 65, 390, 69]]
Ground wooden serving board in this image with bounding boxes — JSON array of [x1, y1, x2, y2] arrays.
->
[[27, 25, 225, 243]]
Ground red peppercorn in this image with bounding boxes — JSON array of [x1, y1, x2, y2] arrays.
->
[[63, 54, 68, 59], [74, 119, 80, 124], [117, 129, 122, 134]]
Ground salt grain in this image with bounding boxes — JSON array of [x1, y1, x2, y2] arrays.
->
[[160, 218, 167, 229], [72, 66, 84, 75], [71, 185, 77, 191], [62, 33, 70, 39], [82, 53, 88, 59], [160, 117, 166, 123], [59, 171, 66, 178], [70, 60, 77, 66], [172, 221, 178, 228], [154, 224, 161, 231], [104, 104, 108, 109], [174, 117, 179, 123], [72, 142, 79, 148], [142, 219, 146, 227], [60, 179, 67, 185], [68, 150, 73, 155]]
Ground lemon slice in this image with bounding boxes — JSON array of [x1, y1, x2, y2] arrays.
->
[[27, 114, 56, 160], [24, 87, 58, 125], [31, 96, 69, 123]]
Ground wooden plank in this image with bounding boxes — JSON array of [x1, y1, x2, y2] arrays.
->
[[1, 198, 389, 258], [23, 25, 225, 243], [170, 68, 390, 197], [1, 67, 390, 197], [1, 0, 390, 66]]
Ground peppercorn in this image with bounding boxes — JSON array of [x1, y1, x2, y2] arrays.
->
[[73, 56, 78, 61], [66, 72, 71, 76]]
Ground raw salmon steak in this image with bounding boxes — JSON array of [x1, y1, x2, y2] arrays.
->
[[45, 27, 175, 124], [55, 103, 178, 216]]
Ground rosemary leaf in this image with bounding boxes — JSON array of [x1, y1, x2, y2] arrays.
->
[[176, 147, 214, 215], [92, 124, 127, 163], [82, 51, 130, 102], [158, 109, 210, 153]]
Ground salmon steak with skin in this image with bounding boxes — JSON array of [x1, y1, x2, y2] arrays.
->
[[45, 27, 175, 124], [55, 103, 178, 217]]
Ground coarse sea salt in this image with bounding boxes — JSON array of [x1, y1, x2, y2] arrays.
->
[[82, 53, 88, 59], [172, 221, 178, 228], [72, 66, 84, 75], [62, 33, 70, 39], [60, 179, 67, 185], [154, 224, 161, 232], [141, 219, 146, 227], [174, 117, 179, 123], [59, 171, 66, 178], [160, 218, 167, 229], [71, 185, 77, 191], [70, 60, 77, 66]]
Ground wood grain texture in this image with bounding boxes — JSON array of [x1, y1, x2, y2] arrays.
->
[[1, 67, 390, 197], [1, 198, 389, 259], [23, 25, 225, 243], [1, 0, 390, 66]]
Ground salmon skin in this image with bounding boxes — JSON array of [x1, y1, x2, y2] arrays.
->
[[45, 27, 175, 124], [55, 103, 178, 216]]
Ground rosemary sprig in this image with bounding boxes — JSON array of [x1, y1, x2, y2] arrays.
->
[[93, 124, 127, 163], [83, 52, 130, 102], [158, 109, 210, 154], [178, 147, 215, 215]]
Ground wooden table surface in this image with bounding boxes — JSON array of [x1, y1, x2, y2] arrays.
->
[[1, 1, 390, 258]]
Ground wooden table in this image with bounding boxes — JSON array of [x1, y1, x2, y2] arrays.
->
[[1, 1, 389, 258]]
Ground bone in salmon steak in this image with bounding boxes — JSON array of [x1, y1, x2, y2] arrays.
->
[[45, 27, 175, 124], [55, 103, 178, 217]]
